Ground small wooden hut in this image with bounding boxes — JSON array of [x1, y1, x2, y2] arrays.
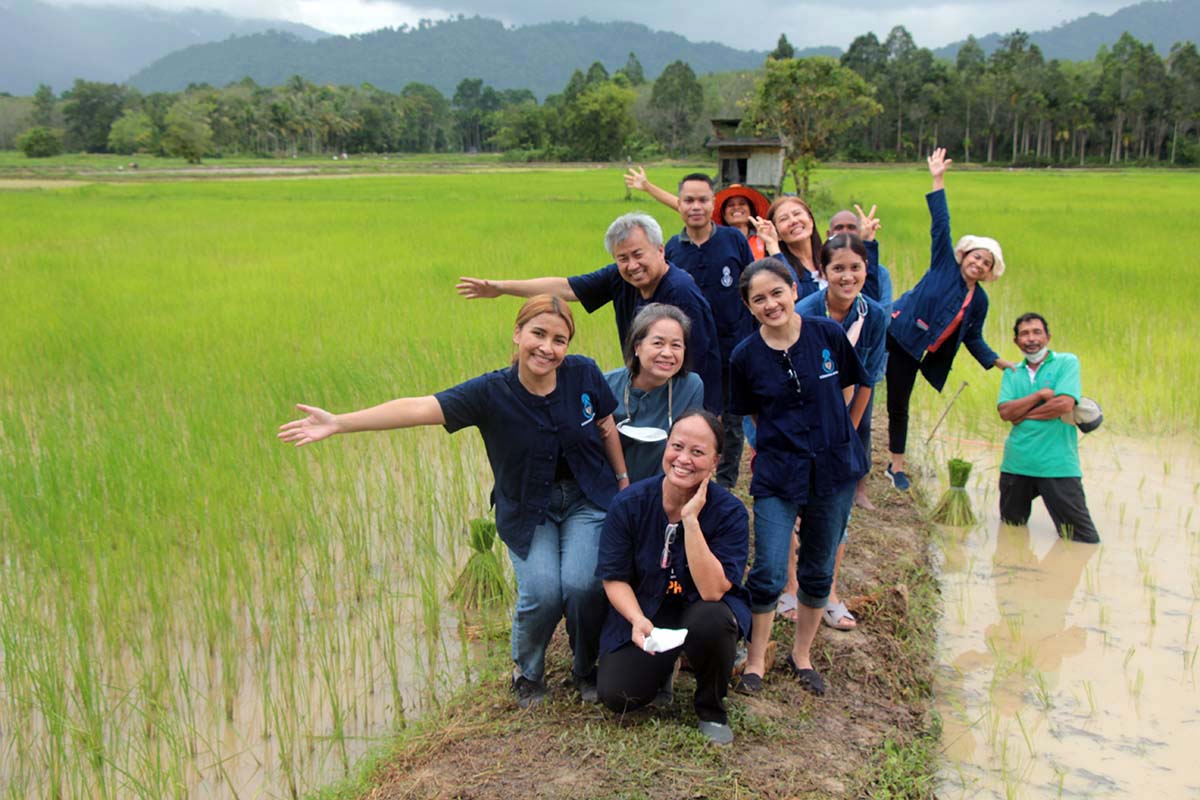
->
[[705, 117, 785, 197]]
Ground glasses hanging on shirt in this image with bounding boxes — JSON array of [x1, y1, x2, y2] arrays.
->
[[779, 350, 806, 403], [660, 522, 679, 569]]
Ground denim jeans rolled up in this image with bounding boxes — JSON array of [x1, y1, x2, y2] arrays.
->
[[507, 480, 607, 683], [747, 480, 856, 613]]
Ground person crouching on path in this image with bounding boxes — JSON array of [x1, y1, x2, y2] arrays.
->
[[884, 147, 1017, 491], [997, 312, 1100, 543], [728, 259, 869, 697], [277, 296, 630, 709], [596, 410, 750, 745], [605, 303, 705, 483]]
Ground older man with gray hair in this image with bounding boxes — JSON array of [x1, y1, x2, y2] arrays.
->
[[457, 212, 723, 414]]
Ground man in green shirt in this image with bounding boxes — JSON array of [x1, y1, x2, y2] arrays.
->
[[996, 313, 1099, 543]]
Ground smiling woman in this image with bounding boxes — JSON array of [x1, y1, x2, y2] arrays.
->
[[605, 303, 705, 482], [277, 294, 630, 709]]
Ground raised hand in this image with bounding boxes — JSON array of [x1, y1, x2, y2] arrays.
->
[[854, 203, 881, 242], [278, 404, 340, 447], [681, 475, 709, 523], [752, 216, 779, 251], [456, 276, 501, 299], [624, 166, 649, 191], [928, 147, 952, 182]]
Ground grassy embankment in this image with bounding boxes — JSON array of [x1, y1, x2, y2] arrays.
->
[[2, 162, 1196, 798]]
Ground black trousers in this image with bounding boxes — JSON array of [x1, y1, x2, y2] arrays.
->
[[885, 335, 922, 455], [999, 472, 1100, 543], [717, 361, 745, 488], [597, 600, 738, 724], [885, 334, 955, 455]]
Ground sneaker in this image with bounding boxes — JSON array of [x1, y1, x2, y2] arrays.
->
[[697, 720, 734, 745], [886, 465, 911, 491], [570, 671, 599, 704], [511, 674, 546, 709]]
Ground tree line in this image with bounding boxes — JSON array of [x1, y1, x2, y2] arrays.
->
[[11, 28, 1200, 168]]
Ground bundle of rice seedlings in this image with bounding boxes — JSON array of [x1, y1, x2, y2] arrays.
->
[[931, 458, 975, 526], [451, 516, 513, 609]]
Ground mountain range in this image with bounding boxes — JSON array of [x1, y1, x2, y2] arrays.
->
[[933, 0, 1199, 61], [1, 0, 1197, 99], [0, 0, 327, 95]]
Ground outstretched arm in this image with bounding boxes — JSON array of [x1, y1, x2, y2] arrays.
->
[[456, 276, 577, 301], [278, 397, 445, 446], [928, 147, 951, 192], [624, 166, 680, 212]]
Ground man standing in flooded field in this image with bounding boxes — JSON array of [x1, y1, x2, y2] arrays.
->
[[996, 313, 1100, 543]]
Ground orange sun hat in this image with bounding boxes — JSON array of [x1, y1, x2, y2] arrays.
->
[[712, 184, 770, 224]]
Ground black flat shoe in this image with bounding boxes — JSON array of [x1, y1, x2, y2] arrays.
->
[[784, 654, 826, 696]]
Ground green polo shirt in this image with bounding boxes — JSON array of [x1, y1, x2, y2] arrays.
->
[[998, 351, 1083, 478]]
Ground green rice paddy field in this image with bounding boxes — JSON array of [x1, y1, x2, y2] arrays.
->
[[1, 164, 1197, 797]]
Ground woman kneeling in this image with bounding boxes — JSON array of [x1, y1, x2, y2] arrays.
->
[[595, 410, 751, 745]]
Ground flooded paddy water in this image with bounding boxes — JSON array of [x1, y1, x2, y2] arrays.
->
[[929, 429, 1200, 798]]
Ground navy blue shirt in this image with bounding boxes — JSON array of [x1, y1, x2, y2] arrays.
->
[[568, 263, 723, 414], [795, 291, 888, 387], [595, 476, 751, 654], [889, 190, 1000, 392], [435, 354, 619, 559], [729, 318, 870, 503], [664, 224, 754, 364]]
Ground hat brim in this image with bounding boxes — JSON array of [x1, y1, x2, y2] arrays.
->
[[713, 185, 770, 224]]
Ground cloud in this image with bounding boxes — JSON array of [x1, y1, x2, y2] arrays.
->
[[51, 0, 1135, 48]]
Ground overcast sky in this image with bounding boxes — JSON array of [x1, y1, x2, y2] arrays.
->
[[55, 0, 1134, 50]]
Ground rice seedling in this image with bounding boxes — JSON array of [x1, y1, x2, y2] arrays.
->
[[931, 458, 976, 526], [6, 165, 1200, 798]]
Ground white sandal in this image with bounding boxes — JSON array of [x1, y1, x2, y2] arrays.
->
[[821, 601, 857, 631]]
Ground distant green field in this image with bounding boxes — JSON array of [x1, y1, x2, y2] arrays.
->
[[1, 165, 1196, 797]]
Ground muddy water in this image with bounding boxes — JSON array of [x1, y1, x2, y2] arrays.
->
[[929, 429, 1200, 798]]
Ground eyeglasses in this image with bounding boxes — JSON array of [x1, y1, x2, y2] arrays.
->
[[780, 350, 805, 401], [660, 523, 679, 569]]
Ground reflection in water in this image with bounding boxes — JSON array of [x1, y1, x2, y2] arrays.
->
[[932, 432, 1200, 799]]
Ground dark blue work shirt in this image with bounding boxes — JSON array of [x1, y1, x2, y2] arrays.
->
[[889, 190, 999, 392], [795, 291, 888, 387], [568, 263, 723, 415], [595, 476, 751, 654], [435, 354, 619, 560], [664, 224, 754, 364], [728, 318, 869, 504]]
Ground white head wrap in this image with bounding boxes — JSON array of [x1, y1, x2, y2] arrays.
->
[[954, 235, 1005, 280]]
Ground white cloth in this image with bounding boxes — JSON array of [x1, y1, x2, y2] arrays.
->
[[641, 627, 688, 653]]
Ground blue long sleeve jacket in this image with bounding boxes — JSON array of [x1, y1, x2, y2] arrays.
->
[[889, 190, 999, 392]]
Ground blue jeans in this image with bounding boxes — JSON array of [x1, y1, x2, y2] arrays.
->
[[507, 480, 607, 684], [747, 480, 856, 613]]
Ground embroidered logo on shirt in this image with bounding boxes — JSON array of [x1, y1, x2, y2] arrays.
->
[[819, 348, 840, 379], [721, 265, 733, 288], [580, 392, 595, 426]]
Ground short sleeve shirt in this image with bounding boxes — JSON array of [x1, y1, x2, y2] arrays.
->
[[595, 476, 751, 654], [664, 225, 754, 363], [728, 317, 869, 503], [795, 290, 888, 387], [435, 354, 619, 559], [568, 263, 723, 414], [604, 368, 705, 483], [999, 352, 1083, 478]]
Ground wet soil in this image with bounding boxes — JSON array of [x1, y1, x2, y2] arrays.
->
[[356, 430, 941, 800]]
